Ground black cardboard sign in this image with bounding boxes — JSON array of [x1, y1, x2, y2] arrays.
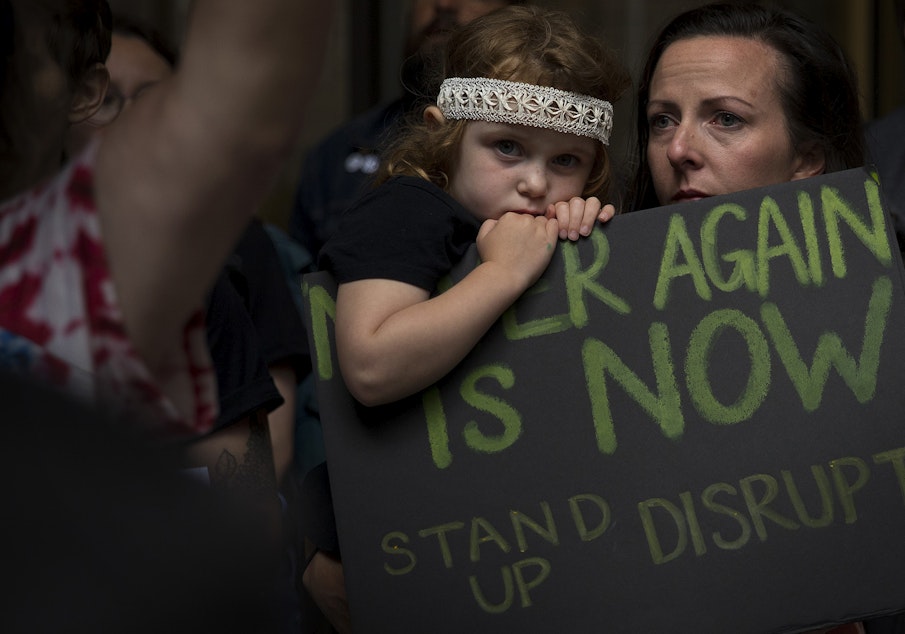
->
[[302, 168, 905, 633]]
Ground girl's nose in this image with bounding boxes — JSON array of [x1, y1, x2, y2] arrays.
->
[[517, 164, 548, 198]]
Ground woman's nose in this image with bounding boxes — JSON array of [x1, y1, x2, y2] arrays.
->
[[665, 122, 703, 170]]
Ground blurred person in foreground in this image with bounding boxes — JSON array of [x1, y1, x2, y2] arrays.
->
[[0, 0, 327, 443], [1, 1, 330, 629]]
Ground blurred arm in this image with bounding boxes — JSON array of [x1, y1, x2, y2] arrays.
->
[[95, 1, 332, 380]]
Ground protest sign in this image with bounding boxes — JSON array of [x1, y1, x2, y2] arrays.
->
[[303, 168, 905, 632]]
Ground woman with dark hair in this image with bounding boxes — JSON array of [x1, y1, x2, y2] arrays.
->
[[626, 5, 904, 633], [628, 2, 864, 212]]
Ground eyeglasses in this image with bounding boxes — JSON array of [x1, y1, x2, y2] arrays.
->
[[85, 84, 157, 128]]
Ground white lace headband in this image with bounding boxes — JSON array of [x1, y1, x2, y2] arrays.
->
[[437, 77, 614, 145]]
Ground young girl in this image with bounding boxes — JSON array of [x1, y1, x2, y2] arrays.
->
[[319, 5, 631, 406]]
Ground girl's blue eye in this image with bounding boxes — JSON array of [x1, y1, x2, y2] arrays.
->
[[496, 140, 518, 155], [552, 154, 577, 167]]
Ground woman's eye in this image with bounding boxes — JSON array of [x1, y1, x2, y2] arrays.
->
[[649, 114, 674, 130], [495, 140, 519, 155], [715, 112, 742, 127], [648, 114, 673, 130]]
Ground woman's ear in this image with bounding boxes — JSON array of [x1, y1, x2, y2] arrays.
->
[[423, 105, 446, 127], [790, 141, 826, 181], [69, 63, 109, 124]]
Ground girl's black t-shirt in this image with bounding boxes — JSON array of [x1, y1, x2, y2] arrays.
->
[[318, 176, 481, 291]]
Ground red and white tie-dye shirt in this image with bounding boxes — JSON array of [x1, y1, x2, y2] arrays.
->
[[0, 143, 217, 439]]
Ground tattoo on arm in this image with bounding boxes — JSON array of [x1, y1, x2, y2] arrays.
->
[[210, 409, 278, 504]]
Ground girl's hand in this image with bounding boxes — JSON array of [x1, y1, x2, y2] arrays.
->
[[546, 196, 616, 241], [476, 212, 558, 290]]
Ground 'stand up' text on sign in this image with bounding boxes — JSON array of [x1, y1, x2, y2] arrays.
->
[[302, 168, 905, 633]]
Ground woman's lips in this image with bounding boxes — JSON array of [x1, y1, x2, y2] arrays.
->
[[671, 189, 710, 203]]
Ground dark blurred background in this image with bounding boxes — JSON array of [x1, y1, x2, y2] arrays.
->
[[108, 0, 905, 227]]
